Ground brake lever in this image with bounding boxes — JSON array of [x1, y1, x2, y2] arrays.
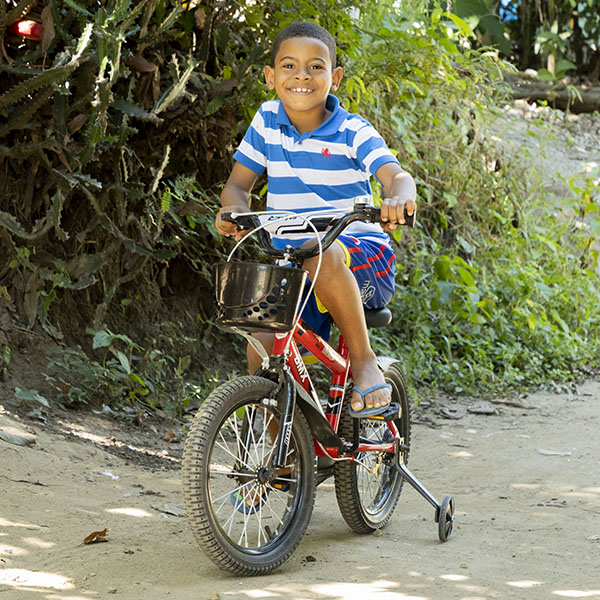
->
[[221, 211, 256, 230]]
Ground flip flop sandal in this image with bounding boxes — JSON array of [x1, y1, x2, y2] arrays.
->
[[349, 383, 393, 418], [230, 488, 268, 515]]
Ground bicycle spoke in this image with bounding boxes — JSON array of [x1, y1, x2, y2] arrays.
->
[[254, 417, 273, 465], [214, 491, 235, 518], [269, 475, 297, 484], [239, 490, 258, 547], [232, 411, 245, 466], [263, 494, 285, 528], [353, 422, 392, 511], [212, 479, 249, 507], [236, 406, 259, 466], [265, 492, 289, 524], [224, 496, 241, 537], [215, 432, 255, 472], [257, 496, 264, 548], [244, 405, 264, 467], [208, 461, 251, 477]]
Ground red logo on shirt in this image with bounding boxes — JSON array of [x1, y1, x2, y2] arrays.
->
[[321, 147, 331, 157]]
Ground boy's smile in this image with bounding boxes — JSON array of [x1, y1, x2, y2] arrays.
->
[[264, 37, 343, 134]]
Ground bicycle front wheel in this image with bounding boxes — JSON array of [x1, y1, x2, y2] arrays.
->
[[334, 362, 411, 533], [182, 376, 316, 575]]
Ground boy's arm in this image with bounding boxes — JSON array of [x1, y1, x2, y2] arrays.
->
[[375, 162, 417, 231], [216, 162, 260, 239]]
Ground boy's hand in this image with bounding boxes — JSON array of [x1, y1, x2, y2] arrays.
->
[[375, 163, 417, 230], [380, 196, 416, 231], [215, 205, 250, 241]]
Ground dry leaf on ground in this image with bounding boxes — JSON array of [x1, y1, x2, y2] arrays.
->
[[83, 528, 109, 544], [163, 430, 180, 443]]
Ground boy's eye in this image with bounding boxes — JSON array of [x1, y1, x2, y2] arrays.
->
[[310, 64, 324, 70]]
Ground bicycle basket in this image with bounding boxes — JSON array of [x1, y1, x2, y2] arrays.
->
[[212, 261, 308, 332]]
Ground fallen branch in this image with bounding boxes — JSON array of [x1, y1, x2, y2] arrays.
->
[[489, 398, 538, 410], [503, 72, 600, 114]]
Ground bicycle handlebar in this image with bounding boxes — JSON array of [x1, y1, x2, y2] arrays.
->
[[222, 203, 415, 262]]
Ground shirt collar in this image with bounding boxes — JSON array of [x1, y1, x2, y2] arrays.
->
[[276, 94, 347, 139]]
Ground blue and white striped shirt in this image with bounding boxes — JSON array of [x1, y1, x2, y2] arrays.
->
[[233, 94, 402, 247]]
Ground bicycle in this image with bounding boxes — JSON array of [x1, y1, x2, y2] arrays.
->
[[182, 201, 455, 575]]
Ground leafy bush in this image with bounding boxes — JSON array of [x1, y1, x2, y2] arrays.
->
[[43, 326, 236, 417], [500, 0, 600, 79]]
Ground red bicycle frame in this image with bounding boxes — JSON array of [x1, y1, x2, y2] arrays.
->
[[271, 319, 400, 460]]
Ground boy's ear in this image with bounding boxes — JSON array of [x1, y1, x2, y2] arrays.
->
[[264, 65, 275, 90], [331, 66, 343, 91]]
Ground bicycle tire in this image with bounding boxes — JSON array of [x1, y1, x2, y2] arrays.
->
[[334, 362, 411, 533], [182, 376, 316, 575]]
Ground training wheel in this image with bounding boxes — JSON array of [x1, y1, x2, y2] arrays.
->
[[437, 496, 455, 542]]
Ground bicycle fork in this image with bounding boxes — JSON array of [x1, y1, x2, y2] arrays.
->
[[272, 367, 296, 469]]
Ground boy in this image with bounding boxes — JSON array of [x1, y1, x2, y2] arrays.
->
[[215, 21, 416, 417]]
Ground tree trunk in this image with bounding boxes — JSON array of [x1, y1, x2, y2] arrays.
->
[[503, 72, 600, 114]]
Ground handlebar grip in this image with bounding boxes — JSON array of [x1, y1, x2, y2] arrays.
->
[[388, 206, 416, 229], [358, 203, 416, 229], [402, 207, 416, 229]]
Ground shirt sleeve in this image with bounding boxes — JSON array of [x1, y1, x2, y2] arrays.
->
[[352, 121, 401, 180], [232, 107, 268, 175]]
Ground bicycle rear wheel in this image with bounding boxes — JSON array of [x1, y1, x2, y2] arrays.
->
[[334, 362, 411, 533], [182, 376, 316, 575]]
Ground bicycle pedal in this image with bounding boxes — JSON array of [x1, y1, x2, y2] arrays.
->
[[270, 479, 290, 492], [367, 402, 402, 421]]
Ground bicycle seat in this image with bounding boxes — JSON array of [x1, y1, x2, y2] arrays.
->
[[364, 307, 392, 328]]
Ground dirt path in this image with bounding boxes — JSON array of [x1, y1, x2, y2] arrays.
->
[[1, 380, 599, 600], [491, 100, 600, 191]]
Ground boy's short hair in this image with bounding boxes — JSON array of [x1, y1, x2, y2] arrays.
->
[[271, 22, 337, 68]]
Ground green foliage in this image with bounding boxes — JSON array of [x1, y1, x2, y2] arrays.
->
[[331, 1, 600, 394], [392, 209, 600, 393], [452, 0, 510, 54], [13, 387, 49, 408], [0, 0, 277, 333], [500, 0, 600, 80], [8, 247, 34, 272], [1, 345, 10, 366], [44, 330, 150, 409], [43, 326, 231, 417]]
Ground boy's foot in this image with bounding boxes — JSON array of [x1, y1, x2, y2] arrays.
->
[[350, 360, 392, 417], [231, 485, 268, 514], [349, 383, 393, 418]]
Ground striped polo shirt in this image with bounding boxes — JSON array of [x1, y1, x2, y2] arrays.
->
[[233, 94, 402, 248]]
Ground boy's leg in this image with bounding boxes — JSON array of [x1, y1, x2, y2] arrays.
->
[[302, 244, 391, 413]]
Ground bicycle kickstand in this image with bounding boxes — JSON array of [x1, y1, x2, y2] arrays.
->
[[393, 439, 455, 542]]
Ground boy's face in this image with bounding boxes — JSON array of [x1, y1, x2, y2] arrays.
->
[[264, 37, 343, 125]]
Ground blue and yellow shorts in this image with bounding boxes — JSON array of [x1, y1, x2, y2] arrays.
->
[[299, 234, 396, 342]]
